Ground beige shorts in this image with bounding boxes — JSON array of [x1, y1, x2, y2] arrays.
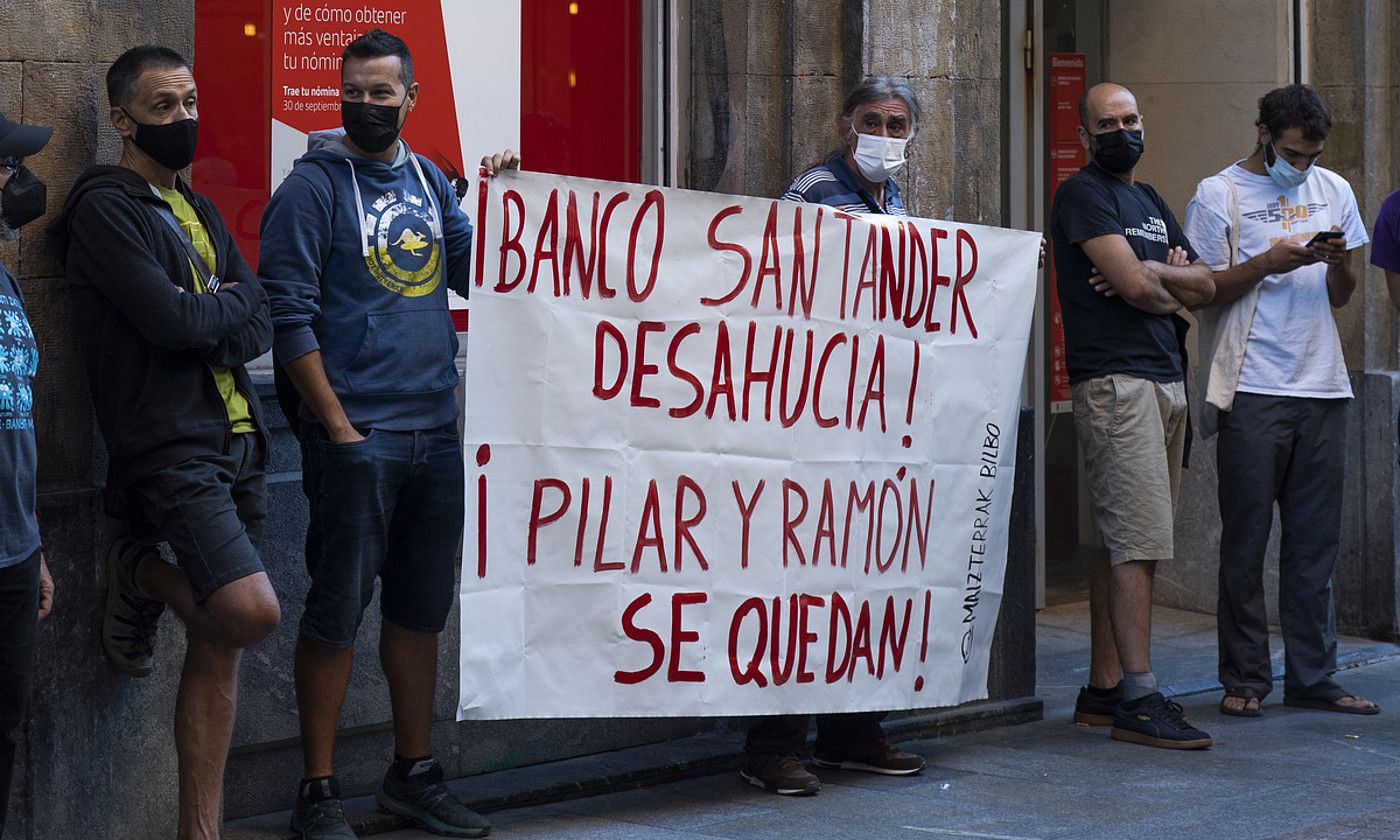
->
[[1071, 374, 1187, 566]]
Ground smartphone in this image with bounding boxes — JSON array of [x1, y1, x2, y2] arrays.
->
[[1306, 230, 1344, 247]]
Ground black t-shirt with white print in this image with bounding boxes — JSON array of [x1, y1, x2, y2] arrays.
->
[[1050, 161, 1197, 385]]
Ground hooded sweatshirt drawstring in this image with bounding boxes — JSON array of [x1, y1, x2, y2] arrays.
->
[[345, 146, 442, 258]]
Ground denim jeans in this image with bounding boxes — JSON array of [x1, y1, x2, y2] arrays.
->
[[299, 424, 464, 648]]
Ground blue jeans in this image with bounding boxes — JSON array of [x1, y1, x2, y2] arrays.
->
[[300, 424, 464, 648], [0, 550, 39, 838]]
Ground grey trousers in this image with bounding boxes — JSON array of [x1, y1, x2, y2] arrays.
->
[[1216, 393, 1347, 700]]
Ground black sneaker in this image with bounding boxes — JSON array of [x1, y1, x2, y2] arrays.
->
[[101, 537, 165, 677], [1111, 692, 1213, 750], [1074, 682, 1123, 726], [291, 778, 356, 840], [812, 739, 926, 775], [740, 753, 821, 795], [377, 761, 490, 837]]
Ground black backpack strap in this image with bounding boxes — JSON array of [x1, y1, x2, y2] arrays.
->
[[273, 362, 303, 439]]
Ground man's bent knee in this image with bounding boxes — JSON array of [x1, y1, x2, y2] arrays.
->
[[204, 572, 281, 648], [229, 598, 281, 648]]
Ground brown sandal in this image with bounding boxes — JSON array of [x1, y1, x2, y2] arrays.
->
[[1283, 693, 1379, 715], [1220, 687, 1263, 717]]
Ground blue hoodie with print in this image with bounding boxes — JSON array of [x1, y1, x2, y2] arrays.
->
[[258, 129, 472, 430]]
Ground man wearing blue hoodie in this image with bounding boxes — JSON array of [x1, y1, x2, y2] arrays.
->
[[259, 29, 516, 840]]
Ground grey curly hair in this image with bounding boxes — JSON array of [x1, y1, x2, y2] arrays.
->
[[841, 75, 921, 130]]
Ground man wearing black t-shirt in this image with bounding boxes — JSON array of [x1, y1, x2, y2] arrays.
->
[[1049, 82, 1215, 749]]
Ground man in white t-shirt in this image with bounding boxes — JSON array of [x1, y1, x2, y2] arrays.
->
[[1184, 84, 1376, 718]]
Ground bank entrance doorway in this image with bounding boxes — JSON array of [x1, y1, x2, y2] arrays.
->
[[1006, 0, 1106, 609]]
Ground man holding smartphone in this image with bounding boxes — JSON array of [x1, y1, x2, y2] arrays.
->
[[1185, 84, 1374, 718]]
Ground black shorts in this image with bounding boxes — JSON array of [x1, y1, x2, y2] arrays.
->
[[119, 433, 267, 602]]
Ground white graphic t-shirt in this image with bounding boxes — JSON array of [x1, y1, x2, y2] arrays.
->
[[1184, 163, 1368, 399]]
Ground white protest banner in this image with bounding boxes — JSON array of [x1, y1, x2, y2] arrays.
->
[[459, 170, 1039, 720]]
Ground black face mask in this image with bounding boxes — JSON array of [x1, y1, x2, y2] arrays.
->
[[123, 109, 199, 171], [0, 165, 47, 232], [342, 100, 405, 154], [1091, 128, 1144, 174]]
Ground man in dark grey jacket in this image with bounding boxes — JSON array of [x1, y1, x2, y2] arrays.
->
[[50, 45, 280, 840]]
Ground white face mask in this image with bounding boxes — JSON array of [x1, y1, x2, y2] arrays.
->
[[851, 130, 909, 183]]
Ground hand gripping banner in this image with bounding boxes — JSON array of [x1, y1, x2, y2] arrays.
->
[[459, 170, 1040, 719]]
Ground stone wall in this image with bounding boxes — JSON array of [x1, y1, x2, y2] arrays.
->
[[686, 0, 1002, 224], [1307, 0, 1400, 637]]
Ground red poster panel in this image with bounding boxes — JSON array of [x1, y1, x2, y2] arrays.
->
[[193, 1, 273, 268], [1046, 52, 1086, 412], [1049, 145, 1083, 187], [271, 1, 465, 185], [521, 0, 641, 182], [1048, 52, 1085, 147]]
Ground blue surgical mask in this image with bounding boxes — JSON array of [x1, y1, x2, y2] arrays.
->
[[1265, 142, 1312, 190]]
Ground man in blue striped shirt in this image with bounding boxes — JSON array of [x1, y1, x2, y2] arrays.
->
[[740, 76, 924, 798], [780, 83, 911, 217]]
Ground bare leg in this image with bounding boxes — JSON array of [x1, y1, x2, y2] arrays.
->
[[135, 568, 279, 840], [1088, 553, 1122, 688], [295, 634, 355, 779], [1109, 558, 1156, 675], [174, 635, 241, 840], [381, 621, 438, 759], [137, 560, 279, 649]]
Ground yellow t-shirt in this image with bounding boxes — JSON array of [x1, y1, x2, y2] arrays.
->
[[154, 185, 256, 434]]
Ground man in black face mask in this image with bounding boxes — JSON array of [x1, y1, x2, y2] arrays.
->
[[0, 109, 55, 840], [49, 45, 281, 839], [259, 28, 515, 840], [1049, 82, 1216, 750]]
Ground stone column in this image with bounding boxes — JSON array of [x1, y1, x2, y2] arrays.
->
[[1102, 0, 1294, 617], [1308, 0, 1400, 636], [860, 0, 1002, 224], [687, 0, 852, 199], [1313, 0, 1397, 372]]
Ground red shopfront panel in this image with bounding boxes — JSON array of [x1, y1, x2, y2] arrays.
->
[[193, 0, 272, 269], [521, 0, 641, 182], [194, 0, 644, 280]]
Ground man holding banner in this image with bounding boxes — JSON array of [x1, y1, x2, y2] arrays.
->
[[1050, 83, 1215, 749], [739, 76, 931, 797], [259, 28, 514, 839]]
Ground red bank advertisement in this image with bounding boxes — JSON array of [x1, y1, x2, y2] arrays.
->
[[1046, 52, 1086, 412], [193, 0, 641, 329]]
